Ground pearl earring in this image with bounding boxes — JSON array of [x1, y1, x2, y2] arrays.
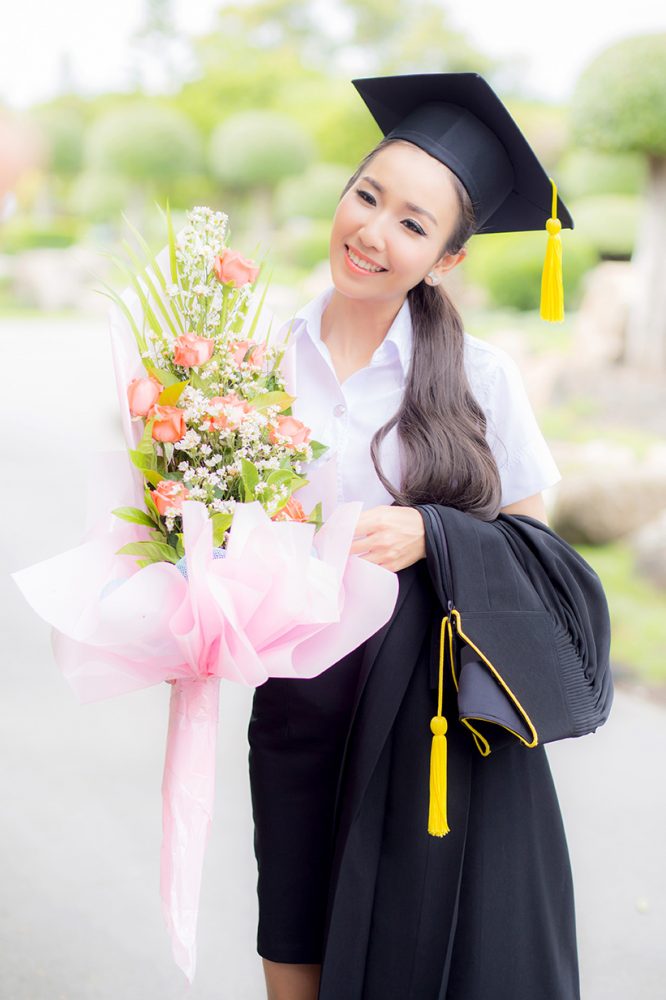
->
[[427, 271, 440, 285]]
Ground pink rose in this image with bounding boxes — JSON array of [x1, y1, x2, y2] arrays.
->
[[213, 249, 260, 288], [173, 331, 214, 368], [148, 403, 186, 442], [152, 479, 190, 516], [202, 392, 252, 432], [268, 415, 311, 450], [127, 375, 162, 417], [228, 338, 267, 369], [271, 497, 309, 523]]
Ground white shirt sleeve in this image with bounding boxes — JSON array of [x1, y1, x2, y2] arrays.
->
[[464, 336, 561, 507]]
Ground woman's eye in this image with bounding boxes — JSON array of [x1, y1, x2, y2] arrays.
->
[[403, 219, 425, 235], [356, 188, 375, 205]]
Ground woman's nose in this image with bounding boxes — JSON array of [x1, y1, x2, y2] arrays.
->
[[358, 219, 386, 253]]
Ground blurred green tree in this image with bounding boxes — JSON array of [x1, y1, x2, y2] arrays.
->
[[209, 109, 315, 238], [571, 34, 666, 369], [83, 103, 203, 226]]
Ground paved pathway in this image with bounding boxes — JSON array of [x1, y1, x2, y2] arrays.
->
[[2, 314, 664, 998]]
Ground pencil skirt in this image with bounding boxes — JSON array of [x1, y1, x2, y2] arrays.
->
[[247, 644, 366, 964]]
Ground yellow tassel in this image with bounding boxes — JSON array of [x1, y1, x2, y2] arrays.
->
[[540, 177, 564, 323], [428, 715, 449, 836], [428, 616, 453, 836]]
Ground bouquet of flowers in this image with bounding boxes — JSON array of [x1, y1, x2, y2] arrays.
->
[[11, 205, 399, 983]]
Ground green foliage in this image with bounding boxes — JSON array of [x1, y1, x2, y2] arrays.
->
[[504, 100, 570, 172], [465, 230, 597, 311], [69, 171, 132, 222], [280, 219, 331, 270], [208, 110, 315, 188], [567, 195, 640, 259], [274, 163, 350, 223], [571, 34, 666, 156], [557, 149, 646, 199], [0, 217, 80, 253], [577, 542, 666, 683], [84, 103, 204, 182], [29, 105, 85, 175]]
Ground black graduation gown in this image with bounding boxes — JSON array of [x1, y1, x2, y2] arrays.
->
[[315, 507, 612, 1000]]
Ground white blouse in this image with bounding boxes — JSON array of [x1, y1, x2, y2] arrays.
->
[[277, 284, 560, 511]]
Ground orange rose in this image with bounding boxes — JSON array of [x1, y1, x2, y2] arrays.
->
[[271, 497, 309, 522], [127, 375, 162, 417], [228, 338, 267, 368], [148, 403, 186, 442], [202, 392, 252, 432], [173, 331, 214, 368], [152, 479, 190, 516], [268, 415, 311, 450], [213, 248, 260, 288]]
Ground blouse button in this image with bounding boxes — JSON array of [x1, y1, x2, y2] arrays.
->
[[333, 403, 347, 417]]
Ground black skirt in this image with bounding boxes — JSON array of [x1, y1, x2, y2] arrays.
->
[[247, 644, 366, 963]]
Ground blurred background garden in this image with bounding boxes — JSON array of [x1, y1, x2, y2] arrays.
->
[[2, 0, 665, 690]]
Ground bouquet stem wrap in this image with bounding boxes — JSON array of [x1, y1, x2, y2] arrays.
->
[[11, 453, 399, 983], [161, 676, 220, 982]]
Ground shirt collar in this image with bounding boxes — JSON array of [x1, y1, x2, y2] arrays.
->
[[283, 285, 413, 380]]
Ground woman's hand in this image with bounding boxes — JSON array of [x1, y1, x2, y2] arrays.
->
[[350, 505, 426, 572]]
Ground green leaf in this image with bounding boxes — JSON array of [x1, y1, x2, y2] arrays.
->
[[111, 506, 156, 528], [309, 439, 328, 460], [142, 468, 166, 486], [210, 512, 233, 547], [96, 278, 148, 357], [175, 532, 185, 558], [165, 200, 179, 287], [116, 540, 180, 564], [266, 469, 293, 490], [157, 379, 189, 406], [119, 218, 183, 337], [307, 501, 323, 529], [144, 488, 161, 520], [144, 362, 180, 388], [249, 390, 295, 412], [245, 268, 272, 342], [240, 458, 259, 501]]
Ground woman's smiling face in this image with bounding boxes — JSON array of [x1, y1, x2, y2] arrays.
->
[[329, 140, 465, 305]]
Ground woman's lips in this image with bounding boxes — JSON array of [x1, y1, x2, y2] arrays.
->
[[344, 244, 387, 275]]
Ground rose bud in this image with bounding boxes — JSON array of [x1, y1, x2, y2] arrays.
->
[[228, 339, 267, 369], [268, 414, 311, 450], [152, 479, 190, 516], [202, 392, 251, 432], [127, 375, 162, 417], [148, 403, 186, 442], [271, 497, 309, 522], [173, 331, 215, 368], [213, 248, 260, 288]]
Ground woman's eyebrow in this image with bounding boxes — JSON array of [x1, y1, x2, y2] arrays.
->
[[360, 175, 439, 227]]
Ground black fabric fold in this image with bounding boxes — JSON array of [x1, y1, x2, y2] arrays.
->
[[416, 503, 613, 751]]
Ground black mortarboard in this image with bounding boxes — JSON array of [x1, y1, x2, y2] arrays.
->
[[351, 72, 573, 236], [351, 72, 571, 321]]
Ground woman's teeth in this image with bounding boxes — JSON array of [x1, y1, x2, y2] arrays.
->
[[346, 246, 385, 272]]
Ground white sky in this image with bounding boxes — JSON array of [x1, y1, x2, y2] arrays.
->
[[1, 0, 665, 110]]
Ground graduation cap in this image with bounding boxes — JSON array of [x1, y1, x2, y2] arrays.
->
[[351, 73, 572, 322]]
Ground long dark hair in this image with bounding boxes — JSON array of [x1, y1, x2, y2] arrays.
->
[[338, 137, 502, 520]]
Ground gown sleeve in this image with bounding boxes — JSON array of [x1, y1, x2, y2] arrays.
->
[[417, 502, 614, 755]]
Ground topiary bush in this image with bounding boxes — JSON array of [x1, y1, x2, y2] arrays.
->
[[464, 230, 597, 311], [567, 195, 640, 259], [274, 163, 350, 224]]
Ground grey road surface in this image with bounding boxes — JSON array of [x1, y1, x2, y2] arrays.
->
[[2, 313, 664, 999]]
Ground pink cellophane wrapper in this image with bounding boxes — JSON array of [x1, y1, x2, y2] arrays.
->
[[11, 453, 399, 982]]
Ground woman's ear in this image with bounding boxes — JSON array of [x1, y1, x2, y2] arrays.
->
[[425, 247, 467, 285]]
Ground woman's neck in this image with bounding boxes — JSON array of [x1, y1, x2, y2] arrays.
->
[[319, 288, 405, 381]]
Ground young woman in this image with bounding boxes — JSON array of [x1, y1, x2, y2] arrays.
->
[[247, 73, 608, 1000]]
